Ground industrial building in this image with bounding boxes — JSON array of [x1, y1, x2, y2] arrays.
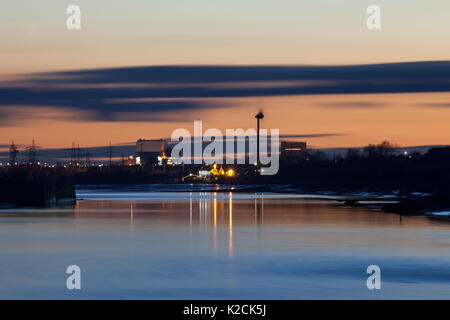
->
[[135, 139, 168, 166], [280, 141, 307, 163]]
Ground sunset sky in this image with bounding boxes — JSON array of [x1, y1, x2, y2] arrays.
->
[[1, 0, 449, 153]]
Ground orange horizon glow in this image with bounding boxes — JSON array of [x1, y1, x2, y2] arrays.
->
[[1, 1, 450, 151], [1, 92, 449, 150]]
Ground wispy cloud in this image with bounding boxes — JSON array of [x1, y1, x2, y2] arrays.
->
[[279, 133, 345, 138], [418, 103, 450, 108], [314, 101, 385, 108]]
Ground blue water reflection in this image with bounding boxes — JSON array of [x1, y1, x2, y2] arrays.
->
[[0, 186, 449, 299]]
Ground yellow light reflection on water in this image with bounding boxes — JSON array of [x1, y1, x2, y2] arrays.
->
[[213, 192, 217, 255], [229, 192, 233, 257]]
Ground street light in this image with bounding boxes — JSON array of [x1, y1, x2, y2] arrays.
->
[[255, 111, 264, 166]]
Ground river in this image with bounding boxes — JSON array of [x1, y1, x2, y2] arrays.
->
[[0, 185, 449, 299]]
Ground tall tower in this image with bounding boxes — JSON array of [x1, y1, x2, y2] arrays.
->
[[108, 141, 113, 166], [9, 141, 19, 165], [26, 140, 38, 165], [85, 150, 91, 167], [71, 142, 75, 167], [255, 111, 264, 166]]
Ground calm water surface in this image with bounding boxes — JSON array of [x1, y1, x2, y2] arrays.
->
[[0, 185, 449, 299]]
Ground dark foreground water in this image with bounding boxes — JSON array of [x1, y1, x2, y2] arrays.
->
[[0, 185, 449, 299]]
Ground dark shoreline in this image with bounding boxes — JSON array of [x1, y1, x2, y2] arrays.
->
[[2, 180, 449, 221], [1, 158, 450, 218]]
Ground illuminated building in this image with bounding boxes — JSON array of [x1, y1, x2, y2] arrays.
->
[[135, 139, 168, 165], [122, 155, 136, 166], [182, 163, 237, 182]]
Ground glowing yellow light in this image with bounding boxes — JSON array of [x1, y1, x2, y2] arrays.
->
[[227, 169, 234, 177], [213, 163, 217, 169], [284, 148, 302, 151], [229, 192, 233, 257]]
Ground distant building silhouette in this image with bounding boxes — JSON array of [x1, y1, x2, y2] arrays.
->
[[280, 141, 307, 163], [424, 147, 450, 161]]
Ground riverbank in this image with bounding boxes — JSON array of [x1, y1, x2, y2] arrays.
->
[[1, 164, 449, 217], [383, 191, 450, 219], [74, 183, 450, 220]]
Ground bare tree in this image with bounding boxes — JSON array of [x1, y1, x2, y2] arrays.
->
[[363, 141, 399, 158]]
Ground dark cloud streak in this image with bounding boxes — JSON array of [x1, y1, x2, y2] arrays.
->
[[34, 61, 450, 84], [0, 61, 449, 124]]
